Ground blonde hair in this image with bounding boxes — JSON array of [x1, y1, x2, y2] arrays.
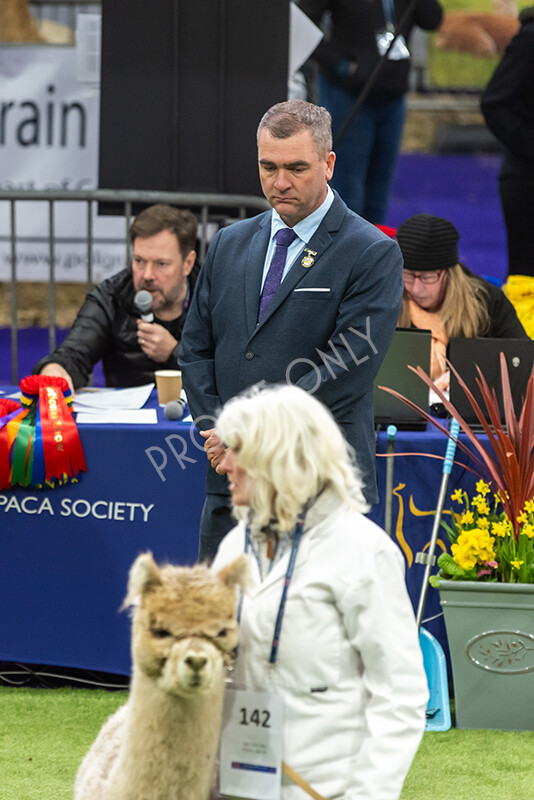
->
[[216, 385, 368, 531], [398, 263, 490, 337]]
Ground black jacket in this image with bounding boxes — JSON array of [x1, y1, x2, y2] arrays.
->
[[468, 267, 528, 339], [481, 7, 534, 178], [34, 264, 199, 389], [298, 0, 443, 101]]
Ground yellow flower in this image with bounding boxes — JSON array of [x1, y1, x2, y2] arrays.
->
[[451, 488, 463, 503], [517, 512, 528, 525], [451, 542, 477, 571], [476, 480, 491, 496], [511, 560, 524, 570], [478, 517, 490, 529], [521, 524, 534, 539], [461, 511, 474, 525], [452, 529, 496, 569], [472, 496, 490, 516], [491, 520, 508, 538], [524, 500, 534, 515]]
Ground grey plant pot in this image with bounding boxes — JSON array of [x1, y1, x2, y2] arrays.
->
[[439, 580, 534, 731]]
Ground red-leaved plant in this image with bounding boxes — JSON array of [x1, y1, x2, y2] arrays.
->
[[379, 352, 534, 542]]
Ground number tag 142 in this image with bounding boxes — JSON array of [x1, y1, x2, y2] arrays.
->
[[219, 687, 285, 800]]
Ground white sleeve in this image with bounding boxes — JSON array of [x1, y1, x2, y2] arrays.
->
[[340, 540, 428, 800]]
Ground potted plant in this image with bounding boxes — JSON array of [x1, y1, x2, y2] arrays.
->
[[380, 353, 534, 730]]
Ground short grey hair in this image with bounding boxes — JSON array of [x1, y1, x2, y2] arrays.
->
[[257, 100, 333, 156]]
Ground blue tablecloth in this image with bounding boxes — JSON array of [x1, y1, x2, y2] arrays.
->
[[1, 388, 206, 674], [371, 424, 481, 669], [1, 387, 480, 675]]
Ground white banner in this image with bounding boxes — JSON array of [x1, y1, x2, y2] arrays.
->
[[0, 41, 127, 283]]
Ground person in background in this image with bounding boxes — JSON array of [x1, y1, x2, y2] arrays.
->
[[396, 213, 527, 389], [179, 99, 404, 563], [481, 6, 534, 278], [297, 0, 443, 223], [212, 384, 428, 800], [34, 205, 199, 392]]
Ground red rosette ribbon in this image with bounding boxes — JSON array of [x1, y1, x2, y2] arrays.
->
[[20, 374, 73, 406], [0, 398, 23, 491], [4, 375, 86, 489]]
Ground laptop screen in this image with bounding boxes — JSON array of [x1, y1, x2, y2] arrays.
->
[[449, 338, 534, 424], [374, 328, 432, 430]]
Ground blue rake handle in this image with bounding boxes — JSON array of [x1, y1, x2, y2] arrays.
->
[[384, 424, 397, 537], [416, 419, 460, 630]]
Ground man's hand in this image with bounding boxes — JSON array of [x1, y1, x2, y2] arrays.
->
[[39, 362, 75, 395], [200, 428, 227, 474], [137, 320, 178, 363]]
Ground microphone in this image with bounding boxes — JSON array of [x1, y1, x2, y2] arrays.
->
[[164, 390, 188, 421], [134, 290, 154, 322]]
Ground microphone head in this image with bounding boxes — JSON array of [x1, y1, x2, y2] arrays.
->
[[134, 290, 153, 315], [164, 400, 185, 421]]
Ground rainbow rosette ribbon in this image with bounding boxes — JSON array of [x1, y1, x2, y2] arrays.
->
[[0, 375, 87, 490]]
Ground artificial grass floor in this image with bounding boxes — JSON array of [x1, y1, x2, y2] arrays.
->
[[1, 686, 534, 800]]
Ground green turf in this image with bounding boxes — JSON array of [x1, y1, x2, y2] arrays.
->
[[2, 686, 534, 800], [0, 686, 125, 800]]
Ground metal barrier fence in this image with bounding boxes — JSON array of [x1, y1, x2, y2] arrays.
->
[[30, 0, 101, 26], [0, 188, 270, 383]]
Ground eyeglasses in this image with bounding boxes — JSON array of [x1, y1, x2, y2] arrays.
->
[[403, 270, 444, 285]]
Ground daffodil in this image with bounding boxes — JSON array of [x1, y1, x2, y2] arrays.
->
[[441, 489, 534, 584], [491, 520, 508, 538], [472, 496, 490, 516]]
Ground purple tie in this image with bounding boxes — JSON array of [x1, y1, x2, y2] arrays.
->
[[258, 227, 298, 322]]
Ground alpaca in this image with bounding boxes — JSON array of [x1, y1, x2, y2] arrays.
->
[[434, 12, 519, 58], [74, 552, 250, 800], [0, 0, 42, 42], [0, 0, 74, 44]]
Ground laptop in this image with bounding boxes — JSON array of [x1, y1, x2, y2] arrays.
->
[[449, 338, 534, 427], [374, 328, 432, 430]]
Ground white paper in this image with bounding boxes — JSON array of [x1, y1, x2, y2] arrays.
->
[[429, 387, 449, 406], [289, 3, 323, 77], [220, 688, 284, 800], [73, 383, 154, 412], [76, 409, 158, 425]]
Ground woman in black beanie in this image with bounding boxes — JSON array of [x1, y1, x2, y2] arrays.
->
[[396, 213, 527, 388]]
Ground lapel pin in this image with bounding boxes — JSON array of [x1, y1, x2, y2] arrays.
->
[[301, 248, 317, 268]]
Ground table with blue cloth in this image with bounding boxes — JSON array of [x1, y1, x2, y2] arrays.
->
[[0, 387, 206, 675], [1, 386, 479, 675]]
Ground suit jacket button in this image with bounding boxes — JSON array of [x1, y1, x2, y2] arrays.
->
[[245, 351, 255, 360]]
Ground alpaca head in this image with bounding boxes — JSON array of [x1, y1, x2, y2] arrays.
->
[[124, 553, 250, 698]]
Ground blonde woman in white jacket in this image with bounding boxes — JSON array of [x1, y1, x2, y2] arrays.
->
[[212, 385, 428, 800]]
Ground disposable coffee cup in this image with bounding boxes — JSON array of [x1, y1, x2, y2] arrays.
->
[[155, 370, 182, 406]]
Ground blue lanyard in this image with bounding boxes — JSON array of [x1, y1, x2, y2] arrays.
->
[[240, 510, 306, 666], [381, 0, 396, 26]]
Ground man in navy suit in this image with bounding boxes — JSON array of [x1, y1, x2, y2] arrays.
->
[[179, 100, 403, 562]]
